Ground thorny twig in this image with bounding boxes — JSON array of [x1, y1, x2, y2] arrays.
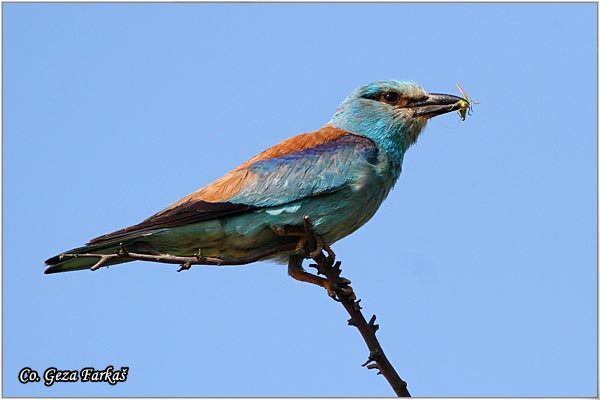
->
[[60, 242, 297, 271], [300, 216, 411, 397], [58, 217, 411, 396]]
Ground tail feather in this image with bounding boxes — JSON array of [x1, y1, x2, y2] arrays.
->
[[44, 239, 135, 274]]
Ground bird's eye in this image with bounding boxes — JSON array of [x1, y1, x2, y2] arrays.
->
[[381, 91, 401, 104]]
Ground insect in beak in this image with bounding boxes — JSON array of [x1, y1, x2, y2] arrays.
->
[[455, 83, 479, 121]]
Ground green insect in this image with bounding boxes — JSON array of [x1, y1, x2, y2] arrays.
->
[[455, 83, 478, 121]]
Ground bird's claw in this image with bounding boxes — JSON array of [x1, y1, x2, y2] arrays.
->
[[301, 233, 334, 262], [323, 244, 336, 264], [308, 245, 323, 259], [328, 276, 355, 301], [322, 278, 352, 301]]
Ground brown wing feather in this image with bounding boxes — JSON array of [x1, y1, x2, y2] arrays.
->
[[155, 125, 349, 210]]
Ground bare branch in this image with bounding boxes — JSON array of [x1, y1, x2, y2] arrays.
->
[[60, 242, 297, 271], [58, 217, 411, 396], [301, 216, 411, 397]]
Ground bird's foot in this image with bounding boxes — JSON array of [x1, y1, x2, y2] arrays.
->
[[309, 235, 337, 262], [292, 234, 335, 268], [271, 221, 335, 263], [308, 260, 355, 302], [284, 217, 352, 301], [288, 254, 333, 295]]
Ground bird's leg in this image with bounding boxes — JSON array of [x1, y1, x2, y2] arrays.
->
[[270, 224, 311, 257], [322, 241, 336, 264], [301, 216, 336, 263], [271, 222, 333, 261], [281, 218, 342, 298], [288, 254, 335, 297], [272, 220, 342, 298], [309, 235, 335, 260]]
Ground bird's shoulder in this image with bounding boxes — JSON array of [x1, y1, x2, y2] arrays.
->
[[238, 125, 351, 169], [164, 126, 377, 207]]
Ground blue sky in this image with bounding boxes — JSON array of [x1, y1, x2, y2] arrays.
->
[[2, 2, 597, 397]]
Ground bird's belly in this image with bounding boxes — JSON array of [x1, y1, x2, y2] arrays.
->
[[307, 185, 388, 242]]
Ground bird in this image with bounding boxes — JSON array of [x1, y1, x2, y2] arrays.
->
[[45, 80, 466, 291]]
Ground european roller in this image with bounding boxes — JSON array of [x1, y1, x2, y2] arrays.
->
[[45, 80, 466, 291]]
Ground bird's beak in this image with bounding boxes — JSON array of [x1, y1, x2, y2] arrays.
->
[[408, 93, 465, 119]]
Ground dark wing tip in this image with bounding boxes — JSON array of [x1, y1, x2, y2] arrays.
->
[[87, 200, 258, 245]]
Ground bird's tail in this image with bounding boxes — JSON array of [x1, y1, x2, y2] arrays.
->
[[44, 239, 134, 274]]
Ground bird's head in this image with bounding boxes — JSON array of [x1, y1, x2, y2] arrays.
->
[[329, 80, 464, 153]]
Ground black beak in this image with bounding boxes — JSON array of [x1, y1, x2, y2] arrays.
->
[[408, 93, 465, 118]]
